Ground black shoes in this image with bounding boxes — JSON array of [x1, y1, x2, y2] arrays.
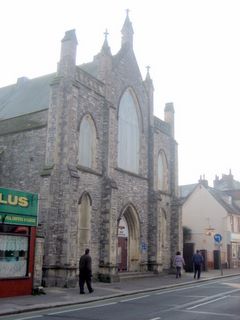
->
[[80, 289, 94, 294]]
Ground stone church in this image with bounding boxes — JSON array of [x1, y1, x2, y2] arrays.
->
[[0, 13, 181, 287]]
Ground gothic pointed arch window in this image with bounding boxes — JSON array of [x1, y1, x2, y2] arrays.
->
[[78, 114, 96, 168], [77, 193, 92, 257], [161, 209, 167, 249], [118, 88, 140, 173], [157, 150, 168, 191]]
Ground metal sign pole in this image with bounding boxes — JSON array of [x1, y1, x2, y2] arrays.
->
[[214, 233, 223, 276], [219, 243, 223, 276]]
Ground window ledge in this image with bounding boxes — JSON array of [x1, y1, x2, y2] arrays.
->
[[76, 165, 102, 176], [115, 167, 147, 180]]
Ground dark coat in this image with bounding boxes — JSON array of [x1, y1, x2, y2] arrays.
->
[[192, 253, 203, 266], [79, 253, 92, 277]]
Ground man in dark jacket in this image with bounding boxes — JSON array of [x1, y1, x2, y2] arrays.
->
[[192, 250, 204, 279], [79, 248, 94, 294]]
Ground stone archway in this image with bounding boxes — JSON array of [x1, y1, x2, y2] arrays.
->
[[117, 204, 140, 272]]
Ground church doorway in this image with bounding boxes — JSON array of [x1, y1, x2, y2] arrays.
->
[[118, 216, 128, 271], [117, 205, 140, 272]]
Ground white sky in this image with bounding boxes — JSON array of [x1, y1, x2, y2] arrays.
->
[[1, 0, 240, 186]]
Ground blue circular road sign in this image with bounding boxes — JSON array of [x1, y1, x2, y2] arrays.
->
[[214, 233, 222, 243]]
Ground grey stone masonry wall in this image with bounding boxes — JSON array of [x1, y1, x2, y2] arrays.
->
[[40, 41, 107, 285], [148, 117, 180, 270], [95, 40, 151, 280], [34, 236, 45, 288], [0, 18, 181, 288], [0, 111, 47, 192], [170, 198, 182, 264]]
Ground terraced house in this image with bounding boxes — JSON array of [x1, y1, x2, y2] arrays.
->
[[0, 13, 181, 289]]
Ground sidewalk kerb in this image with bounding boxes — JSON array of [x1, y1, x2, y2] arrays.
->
[[0, 273, 239, 317]]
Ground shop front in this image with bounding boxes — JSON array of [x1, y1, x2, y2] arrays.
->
[[0, 187, 38, 297], [230, 233, 240, 268]]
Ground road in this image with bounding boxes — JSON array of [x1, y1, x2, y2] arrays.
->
[[3, 275, 240, 320]]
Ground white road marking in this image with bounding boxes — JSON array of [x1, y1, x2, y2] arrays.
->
[[187, 295, 229, 310], [222, 282, 240, 289], [48, 302, 117, 315], [120, 295, 150, 302], [155, 276, 240, 296], [15, 316, 42, 320], [184, 309, 237, 318], [149, 317, 161, 320], [163, 288, 240, 312], [155, 281, 219, 295]]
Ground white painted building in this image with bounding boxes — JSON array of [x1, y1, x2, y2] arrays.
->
[[180, 173, 240, 269]]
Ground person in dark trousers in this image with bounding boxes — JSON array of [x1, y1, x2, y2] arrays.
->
[[173, 251, 185, 278], [192, 250, 204, 279], [79, 248, 94, 294]]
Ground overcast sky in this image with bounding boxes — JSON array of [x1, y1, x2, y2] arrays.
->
[[1, 0, 240, 186]]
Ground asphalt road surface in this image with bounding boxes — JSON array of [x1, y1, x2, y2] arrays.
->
[[3, 275, 240, 320]]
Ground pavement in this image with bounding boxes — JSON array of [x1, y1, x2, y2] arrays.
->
[[0, 268, 240, 317]]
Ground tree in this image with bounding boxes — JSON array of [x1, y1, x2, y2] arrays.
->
[[183, 226, 192, 242]]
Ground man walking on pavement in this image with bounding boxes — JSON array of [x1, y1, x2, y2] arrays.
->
[[192, 249, 204, 279], [79, 248, 94, 294]]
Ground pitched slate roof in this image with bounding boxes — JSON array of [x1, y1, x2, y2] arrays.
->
[[0, 73, 56, 120], [215, 178, 240, 191], [180, 182, 240, 215], [179, 184, 198, 198], [208, 187, 240, 214], [80, 62, 98, 78], [0, 59, 103, 121]]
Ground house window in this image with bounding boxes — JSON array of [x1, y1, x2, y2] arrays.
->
[[230, 215, 234, 232], [0, 225, 29, 279], [78, 115, 96, 168], [237, 217, 240, 232], [157, 150, 168, 191], [118, 88, 140, 173]]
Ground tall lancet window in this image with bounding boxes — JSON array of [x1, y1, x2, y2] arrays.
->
[[118, 88, 140, 173], [157, 150, 168, 191], [78, 114, 96, 168], [77, 193, 91, 259]]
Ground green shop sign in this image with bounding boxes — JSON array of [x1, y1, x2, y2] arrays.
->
[[0, 213, 37, 226], [0, 187, 38, 226]]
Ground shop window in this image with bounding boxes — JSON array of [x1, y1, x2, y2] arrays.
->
[[0, 225, 29, 278], [232, 243, 237, 258]]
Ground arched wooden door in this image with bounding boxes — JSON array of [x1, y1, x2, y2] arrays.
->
[[117, 205, 140, 272], [118, 216, 128, 271]]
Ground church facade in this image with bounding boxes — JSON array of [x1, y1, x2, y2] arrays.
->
[[0, 13, 181, 287]]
